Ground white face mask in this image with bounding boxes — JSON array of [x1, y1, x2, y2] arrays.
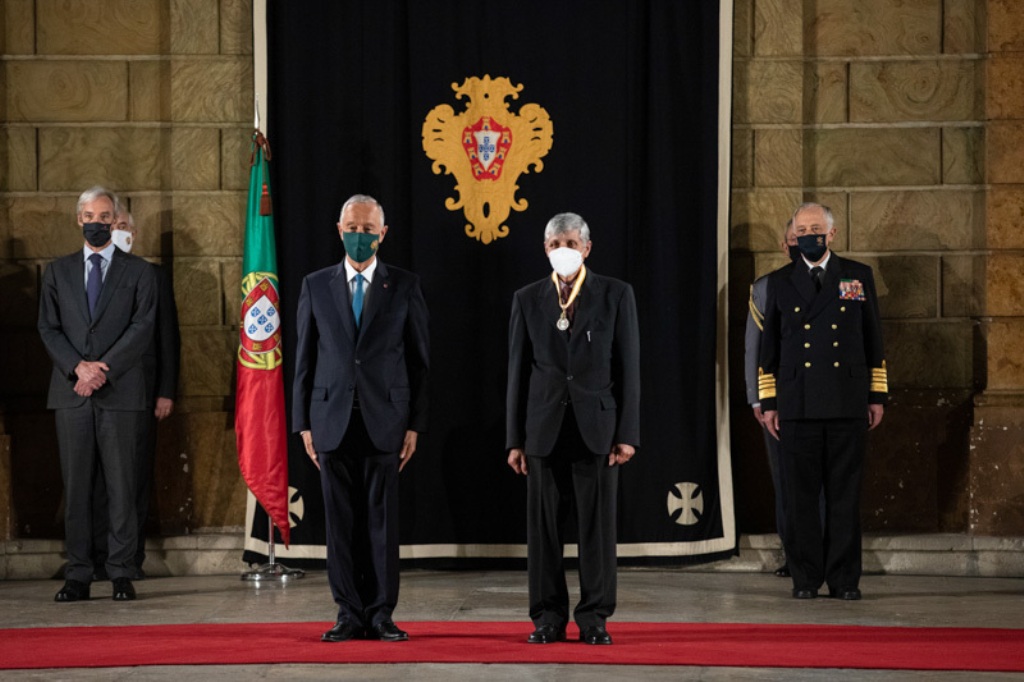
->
[[548, 246, 584, 278], [111, 229, 134, 253]]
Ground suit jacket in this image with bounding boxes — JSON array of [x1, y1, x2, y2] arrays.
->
[[292, 259, 430, 454], [506, 269, 641, 457], [142, 263, 180, 405], [743, 274, 769, 406], [38, 247, 158, 411], [757, 254, 887, 420]]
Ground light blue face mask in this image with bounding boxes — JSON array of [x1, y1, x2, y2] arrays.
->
[[342, 232, 379, 263]]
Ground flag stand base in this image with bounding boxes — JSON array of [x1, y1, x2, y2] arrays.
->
[[241, 518, 304, 583]]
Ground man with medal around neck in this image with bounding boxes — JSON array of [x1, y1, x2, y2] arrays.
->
[[506, 212, 640, 646], [758, 202, 887, 602], [293, 194, 430, 643]]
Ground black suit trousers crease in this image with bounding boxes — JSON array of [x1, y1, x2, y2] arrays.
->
[[527, 411, 618, 630], [56, 403, 141, 583], [780, 418, 866, 592], [319, 409, 400, 627]]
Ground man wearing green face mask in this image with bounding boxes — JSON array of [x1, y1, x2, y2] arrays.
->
[[293, 194, 430, 643]]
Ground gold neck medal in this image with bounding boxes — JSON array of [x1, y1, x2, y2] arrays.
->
[[551, 266, 586, 331]]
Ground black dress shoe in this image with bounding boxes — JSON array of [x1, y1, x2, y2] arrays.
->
[[830, 588, 862, 600], [774, 564, 790, 578], [368, 621, 409, 642], [792, 588, 817, 599], [526, 624, 567, 644], [579, 625, 613, 645], [54, 579, 90, 602], [321, 620, 363, 642], [112, 577, 136, 601]]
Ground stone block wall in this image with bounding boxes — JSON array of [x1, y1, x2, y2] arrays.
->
[[732, 0, 1024, 535], [0, 0, 252, 538]]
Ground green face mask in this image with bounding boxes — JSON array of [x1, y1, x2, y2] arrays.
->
[[342, 231, 379, 263]]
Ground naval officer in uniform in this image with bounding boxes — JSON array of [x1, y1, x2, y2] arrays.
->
[[757, 202, 887, 601]]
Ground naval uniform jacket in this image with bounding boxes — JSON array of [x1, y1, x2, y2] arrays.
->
[[757, 254, 887, 418]]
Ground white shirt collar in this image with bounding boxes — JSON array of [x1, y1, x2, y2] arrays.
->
[[344, 257, 378, 284], [83, 243, 117, 263], [802, 249, 832, 271]]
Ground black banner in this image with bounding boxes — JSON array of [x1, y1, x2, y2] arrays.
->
[[244, 0, 734, 566]]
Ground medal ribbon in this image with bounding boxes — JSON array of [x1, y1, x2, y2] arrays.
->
[[551, 265, 587, 325]]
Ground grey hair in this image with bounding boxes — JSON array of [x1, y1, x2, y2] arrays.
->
[[792, 202, 834, 230], [114, 207, 136, 230], [76, 185, 120, 216], [339, 194, 385, 225], [543, 212, 591, 244]]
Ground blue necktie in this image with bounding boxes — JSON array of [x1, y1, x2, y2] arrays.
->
[[352, 273, 365, 327], [87, 253, 104, 319]]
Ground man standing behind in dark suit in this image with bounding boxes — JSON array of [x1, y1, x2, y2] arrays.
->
[[758, 202, 887, 601], [92, 206, 180, 579], [293, 194, 429, 643], [506, 212, 640, 646], [38, 186, 157, 602]]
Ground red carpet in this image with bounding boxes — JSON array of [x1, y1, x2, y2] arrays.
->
[[1, 621, 1022, 671]]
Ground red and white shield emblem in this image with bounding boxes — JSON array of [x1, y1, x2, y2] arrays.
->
[[462, 116, 512, 180], [240, 276, 282, 355]]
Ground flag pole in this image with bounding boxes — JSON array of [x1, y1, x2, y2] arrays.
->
[[241, 511, 304, 583]]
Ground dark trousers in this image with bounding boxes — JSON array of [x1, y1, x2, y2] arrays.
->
[[55, 403, 141, 583], [319, 409, 400, 627], [780, 418, 866, 592], [92, 411, 157, 571], [762, 428, 788, 549], [527, 412, 618, 630]]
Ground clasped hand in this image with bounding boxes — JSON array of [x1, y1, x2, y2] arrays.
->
[[74, 360, 109, 397]]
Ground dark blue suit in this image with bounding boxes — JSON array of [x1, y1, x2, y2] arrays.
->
[[758, 254, 887, 593], [293, 259, 429, 627]]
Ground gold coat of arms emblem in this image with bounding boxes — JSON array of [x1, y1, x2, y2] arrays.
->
[[422, 75, 553, 244]]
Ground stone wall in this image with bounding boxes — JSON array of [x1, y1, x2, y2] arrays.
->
[[1, 1, 1021, 545], [0, 0, 252, 538], [731, 0, 1024, 535]]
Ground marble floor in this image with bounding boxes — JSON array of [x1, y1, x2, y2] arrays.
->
[[1, 569, 1022, 680]]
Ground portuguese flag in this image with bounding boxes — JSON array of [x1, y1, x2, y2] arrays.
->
[[235, 131, 290, 547]]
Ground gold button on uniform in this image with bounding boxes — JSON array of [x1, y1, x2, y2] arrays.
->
[[805, 362, 812, 368], [795, 306, 801, 312], [804, 342, 810, 348], [834, 362, 840, 367], [840, 306, 846, 312], [831, 324, 838, 330], [833, 341, 839, 347], [804, 324, 811, 330]]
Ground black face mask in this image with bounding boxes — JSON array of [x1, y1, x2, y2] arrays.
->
[[787, 244, 801, 262], [83, 222, 112, 248], [795, 233, 828, 262]]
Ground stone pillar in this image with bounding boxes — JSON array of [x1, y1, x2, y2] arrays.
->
[[969, 0, 1024, 535]]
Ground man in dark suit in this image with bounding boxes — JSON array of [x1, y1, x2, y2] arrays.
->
[[293, 194, 429, 643], [92, 207, 180, 579], [506, 212, 640, 646], [758, 202, 887, 601], [38, 186, 157, 602]]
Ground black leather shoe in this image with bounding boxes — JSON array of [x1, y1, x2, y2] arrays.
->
[[54, 579, 90, 602], [792, 588, 817, 599], [830, 588, 862, 600], [112, 577, 136, 601], [526, 624, 567, 644], [580, 625, 613, 645], [774, 564, 790, 578], [368, 621, 409, 642], [321, 620, 363, 642]]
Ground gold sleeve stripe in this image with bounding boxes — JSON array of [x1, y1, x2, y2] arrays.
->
[[870, 360, 888, 393], [749, 295, 764, 331], [757, 367, 776, 400]]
